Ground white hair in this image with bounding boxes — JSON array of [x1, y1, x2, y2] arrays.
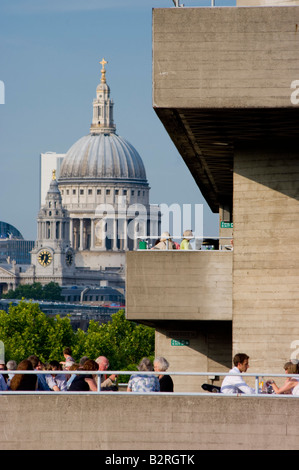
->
[[138, 357, 153, 371], [154, 357, 169, 372]]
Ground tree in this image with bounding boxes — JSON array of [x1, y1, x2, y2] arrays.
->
[[72, 310, 155, 371], [1, 282, 63, 301], [0, 303, 155, 372], [0, 300, 74, 363], [41, 282, 63, 301]]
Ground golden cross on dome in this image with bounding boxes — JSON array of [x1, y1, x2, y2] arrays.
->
[[100, 58, 108, 83], [52, 169, 56, 180]]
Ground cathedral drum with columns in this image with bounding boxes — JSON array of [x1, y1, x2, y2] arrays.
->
[[30, 59, 160, 289]]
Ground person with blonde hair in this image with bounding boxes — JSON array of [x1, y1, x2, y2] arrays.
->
[[267, 360, 299, 395]]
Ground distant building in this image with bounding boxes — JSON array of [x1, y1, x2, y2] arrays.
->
[[40, 152, 65, 207], [0, 59, 160, 296], [61, 285, 125, 305], [0, 221, 23, 240], [0, 221, 34, 265], [0, 239, 34, 265]]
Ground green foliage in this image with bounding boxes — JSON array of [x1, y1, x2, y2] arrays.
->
[[0, 300, 74, 363], [1, 282, 63, 301], [0, 303, 155, 372], [75, 310, 155, 371]]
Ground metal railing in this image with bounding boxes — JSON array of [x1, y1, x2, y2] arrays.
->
[[137, 236, 233, 251], [1, 370, 298, 396]]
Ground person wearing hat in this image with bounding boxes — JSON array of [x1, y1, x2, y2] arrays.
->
[[180, 230, 194, 250], [152, 232, 176, 250]]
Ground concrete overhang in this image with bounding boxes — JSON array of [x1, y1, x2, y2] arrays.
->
[[152, 6, 299, 212]]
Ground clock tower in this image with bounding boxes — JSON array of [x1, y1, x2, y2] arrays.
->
[[31, 170, 75, 283]]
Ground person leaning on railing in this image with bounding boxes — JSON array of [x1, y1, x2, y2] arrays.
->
[[266, 361, 299, 395], [180, 230, 194, 250], [96, 356, 118, 391], [9, 359, 37, 392], [220, 353, 256, 394], [45, 360, 68, 392], [153, 356, 174, 392], [127, 358, 160, 393], [68, 359, 98, 392], [151, 232, 176, 250]]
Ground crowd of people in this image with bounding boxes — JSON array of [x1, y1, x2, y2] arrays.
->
[[0, 348, 174, 393], [2, 349, 297, 395]]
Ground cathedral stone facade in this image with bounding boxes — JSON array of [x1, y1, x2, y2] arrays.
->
[[0, 59, 159, 294]]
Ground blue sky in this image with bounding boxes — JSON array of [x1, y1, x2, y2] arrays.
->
[[0, 0, 233, 240]]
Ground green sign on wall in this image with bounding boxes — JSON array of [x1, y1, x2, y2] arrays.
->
[[171, 339, 190, 346], [220, 222, 233, 228]]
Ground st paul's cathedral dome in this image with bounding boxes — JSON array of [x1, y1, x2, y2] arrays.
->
[[4, 59, 160, 294]]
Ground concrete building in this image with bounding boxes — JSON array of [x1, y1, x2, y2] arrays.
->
[[126, 0, 299, 391]]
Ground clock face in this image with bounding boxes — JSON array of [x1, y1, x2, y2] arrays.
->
[[38, 250, 52, 267], [65, 251, 73, 266]]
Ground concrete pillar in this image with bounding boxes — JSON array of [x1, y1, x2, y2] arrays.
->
[[233, 138, 299, 372]]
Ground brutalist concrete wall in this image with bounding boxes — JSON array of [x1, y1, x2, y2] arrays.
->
[[155, 324, 232, 393], [233, 140, 299, 372], [126, 251, 233, 392], [1, 394, 299, 450], [152, 5, 299, 376], [126, 251, 232, 321], [153, 6, 299, 109]]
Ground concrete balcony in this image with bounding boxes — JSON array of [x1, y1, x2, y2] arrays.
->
[[126, 250, 232, 322]]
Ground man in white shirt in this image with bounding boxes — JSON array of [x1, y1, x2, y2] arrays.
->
[[221, 353, 256, 394]]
